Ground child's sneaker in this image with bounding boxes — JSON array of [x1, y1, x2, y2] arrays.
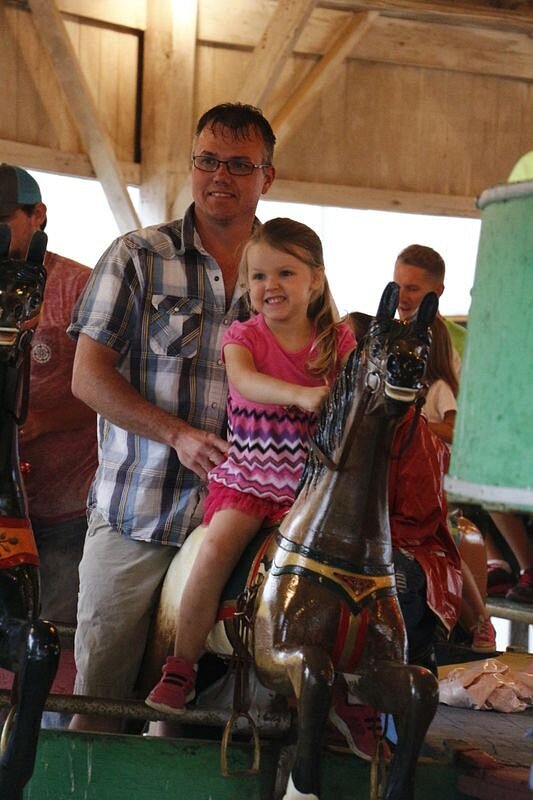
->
[[487, 561, 513, 597], [327, 696, 392, 762], [506, 567, 533, 604], [470, 616, 497, 653], [145, 656, 197, 714]]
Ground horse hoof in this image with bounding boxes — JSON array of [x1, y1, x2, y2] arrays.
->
[[283, 775, 319, 800]]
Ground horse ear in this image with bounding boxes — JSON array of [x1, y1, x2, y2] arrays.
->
[[416, 291, 439, 328], [0, 223, 11, 260], [376, 282, 400, 320], [26, 230, 48, 266]]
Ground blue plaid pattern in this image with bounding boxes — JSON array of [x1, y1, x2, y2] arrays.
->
[[68, 205, 249, 545]]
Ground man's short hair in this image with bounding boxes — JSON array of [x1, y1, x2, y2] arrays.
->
[[0, 163, 41, 215], [195, 103, 276, 164], [396, 244, 445, 281]]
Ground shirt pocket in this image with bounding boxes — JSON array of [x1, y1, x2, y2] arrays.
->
[[149, 295, 203, 357]]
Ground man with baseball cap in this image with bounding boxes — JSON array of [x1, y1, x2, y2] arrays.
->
[[0, 163, 97, 627]]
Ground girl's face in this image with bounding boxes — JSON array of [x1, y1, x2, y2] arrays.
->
[[246, 241, 323, 327]]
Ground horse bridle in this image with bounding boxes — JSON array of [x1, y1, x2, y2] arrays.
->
[[309, 324, 429, 473]]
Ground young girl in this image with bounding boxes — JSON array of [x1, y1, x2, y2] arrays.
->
[[146, 218, 355, 713], [422, 315, 459, 446], [423, 316, 496, 653]]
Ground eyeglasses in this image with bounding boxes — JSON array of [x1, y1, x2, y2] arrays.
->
[[191, 155, 270, 176]]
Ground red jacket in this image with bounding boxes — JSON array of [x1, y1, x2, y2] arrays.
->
[[389, 408, 462, 632]]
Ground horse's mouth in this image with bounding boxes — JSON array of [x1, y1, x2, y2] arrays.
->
[[0, 328, 19, 347], [384, 382, 419, 403]]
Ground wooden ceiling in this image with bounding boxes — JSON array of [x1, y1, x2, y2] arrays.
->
[[1, 0, 532, 229]]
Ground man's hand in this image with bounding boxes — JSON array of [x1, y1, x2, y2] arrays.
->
[[171, 425, 228, 481]]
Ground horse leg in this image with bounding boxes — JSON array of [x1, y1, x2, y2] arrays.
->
[[349, 661, 438, 800], [263, 646, 335, 800], [0, 619, 60, 800]]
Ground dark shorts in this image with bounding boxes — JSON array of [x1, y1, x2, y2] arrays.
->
[[393, 548, 437, 670]]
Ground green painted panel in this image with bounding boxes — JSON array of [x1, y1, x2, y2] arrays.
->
[[24, 730, 278, 800], [448, 181, 533, 511], [320, 753, 470, 800], [24, 731, 471, 800]]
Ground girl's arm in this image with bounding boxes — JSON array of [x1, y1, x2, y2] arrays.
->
[[428, 409, 456, 445], [224, 343, 329, 414]]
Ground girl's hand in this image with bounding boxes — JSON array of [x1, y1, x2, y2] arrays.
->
[[293, 384, 330, 414]]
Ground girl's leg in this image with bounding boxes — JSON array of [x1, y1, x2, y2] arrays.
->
[[174, 508, 263, 663], [459, 558, 496, 653], [146, 509, 262, 713], [489, 512, 533, 572]]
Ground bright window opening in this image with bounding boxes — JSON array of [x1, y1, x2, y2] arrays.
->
[[26, 170, 480, 317]]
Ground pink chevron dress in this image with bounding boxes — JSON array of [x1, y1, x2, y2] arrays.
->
[[203, 314, 355, 524]]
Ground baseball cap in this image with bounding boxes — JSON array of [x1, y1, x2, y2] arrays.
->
[[0, 163, 42, 215]]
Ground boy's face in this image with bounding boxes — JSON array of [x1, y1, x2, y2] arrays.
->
[[0, 204, 46, 260], [393, 260, 444, 321]]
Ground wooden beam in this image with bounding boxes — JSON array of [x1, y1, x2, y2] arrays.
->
[[141, 0, 198, 224], [238, 0, 319, 108], [0, 139, 140, 185], [199, 0, 533, 82], [320, 0, 533, 35], [268, 178, 480, 217], [272, 12, 377, 146], [58, 0, 146, 29], [26, 0, 140, 233]]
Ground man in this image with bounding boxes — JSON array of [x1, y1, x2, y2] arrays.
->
[[0, 163, 97, 625], [67, 103, 276, 731], [393, 242, 466, 360]]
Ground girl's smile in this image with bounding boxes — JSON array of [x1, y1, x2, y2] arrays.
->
[[246, 241, 323, 331]]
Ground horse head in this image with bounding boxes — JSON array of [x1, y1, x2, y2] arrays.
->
[[0, 224, 47, 354], [361, 281, 438, 416], [308, 282, 437, 477]]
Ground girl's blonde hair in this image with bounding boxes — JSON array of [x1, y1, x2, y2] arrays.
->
[[239, 218, 339, 377], [426, 315, 459, 396]]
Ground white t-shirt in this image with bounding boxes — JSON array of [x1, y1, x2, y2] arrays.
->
[[423, 379, 457, 424]]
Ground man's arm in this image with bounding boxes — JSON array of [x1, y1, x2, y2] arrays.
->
[[72, 334, 227, 479]]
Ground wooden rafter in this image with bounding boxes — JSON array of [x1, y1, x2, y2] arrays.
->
[[320, 0, 533, 35], [238, 0, 320, 107], [272, 11, 378, 146], [199, 0, 533, 82], [0, 139, 140, 185], [270, 177, 479, 217], [26, 0, 140, 232]]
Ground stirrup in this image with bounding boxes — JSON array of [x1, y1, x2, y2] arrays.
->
[[370, 727, 389, 800], [220, 710, 260, 777]]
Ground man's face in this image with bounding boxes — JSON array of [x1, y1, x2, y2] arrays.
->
[[393, 260, 444, 321], [191, 124, 274, 226], [0, 204, 46, 260]]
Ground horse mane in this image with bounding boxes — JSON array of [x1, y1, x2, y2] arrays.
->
[[298, 346, 362, 492]]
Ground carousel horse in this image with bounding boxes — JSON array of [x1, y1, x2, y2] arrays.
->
[[0, 224, 60, 799], [145, 282, 439, 800]]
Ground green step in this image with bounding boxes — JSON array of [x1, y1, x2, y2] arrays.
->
[[24, 729, 470, 800]]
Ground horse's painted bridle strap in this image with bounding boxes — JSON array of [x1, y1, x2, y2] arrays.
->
[[0, 518, 39, 570], [270, 546, 396, 617]]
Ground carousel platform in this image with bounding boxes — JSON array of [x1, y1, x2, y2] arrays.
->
[[1, 635, 530, 799]]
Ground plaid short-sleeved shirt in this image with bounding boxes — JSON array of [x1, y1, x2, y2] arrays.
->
[[68, 205, 249, 546]]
